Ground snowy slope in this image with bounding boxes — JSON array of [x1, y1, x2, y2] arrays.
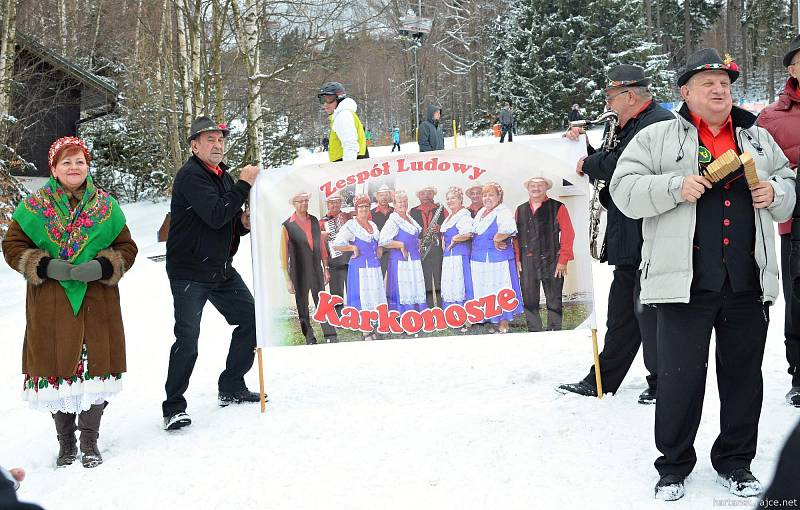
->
[[1, 140, 798, 510]]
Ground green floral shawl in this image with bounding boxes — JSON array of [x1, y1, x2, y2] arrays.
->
[[12, 176, 126, 315]]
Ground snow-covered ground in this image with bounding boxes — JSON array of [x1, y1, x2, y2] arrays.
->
[[1, 136, 798, 509]]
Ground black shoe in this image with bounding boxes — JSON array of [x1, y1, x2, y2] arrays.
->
[[638, 386, 657, 405], [324, 335, 339, 343], [786, 386, 800, 407], [717, 467, 761, 497], [654, 474, 685, 501], [218, 389, 267, 407], [163, 412, 191, 431], [556, 380, 598, 397]]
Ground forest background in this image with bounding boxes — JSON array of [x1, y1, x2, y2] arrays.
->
[[0, 0, 797, 202]]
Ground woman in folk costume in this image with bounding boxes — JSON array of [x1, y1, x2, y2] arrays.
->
[[440, 186, 474, 309], [332, 193, 386, 340], [470, 182, 524, 333], [2, 137, 137, 468], [378, 190, 427, 313]]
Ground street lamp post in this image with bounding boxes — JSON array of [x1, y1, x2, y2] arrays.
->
[[413, 44, 419, 136], [399, 10, 431, 141]]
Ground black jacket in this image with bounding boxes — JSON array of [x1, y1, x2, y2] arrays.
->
[[583, 101, 673, 266], [418, 104, 445, 152], [166, 155, 250, 282], [0, 468, 44, 510]]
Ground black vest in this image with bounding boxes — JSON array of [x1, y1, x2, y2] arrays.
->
[[692, 146, 758, 293], [283, 215, 324, 289], [370, 206, 394, 231], [516, 199, 562, 275]]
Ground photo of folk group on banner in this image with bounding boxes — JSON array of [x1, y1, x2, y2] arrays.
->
[[250, 138, 596, 346]]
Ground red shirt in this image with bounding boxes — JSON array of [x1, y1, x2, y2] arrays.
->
[[622, 100, 654, 128], [514, 198, 575, 266], [287, 212, 328, 261], [200, 160, 223, 177], [689, 112, 737, 159]]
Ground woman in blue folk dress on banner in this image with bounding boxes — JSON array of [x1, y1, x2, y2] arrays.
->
[[470, 182, 524, 333], [440, 186, 474, 309], [378, 190, 428, 314], [332, 194, 387, 340]]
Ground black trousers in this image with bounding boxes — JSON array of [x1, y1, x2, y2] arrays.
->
[[521, 255, 563, 331], [163, 270, 257, 417], [780, 234, 800, 387], [328, 262, 348, 316], [500, 124, 513, 143], [295, 275, 338, 344], [654, 281, 768, 477], [391, 142, 401, 152], [422, 248, 443, 308], [582, 267, 657, 393]]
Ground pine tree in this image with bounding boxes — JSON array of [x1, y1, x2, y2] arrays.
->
[[487, 0, 672, 133]]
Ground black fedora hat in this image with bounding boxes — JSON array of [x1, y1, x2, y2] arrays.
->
[[187, 116, 230, 144], [607, 64, 652, 88], [677, 48, 740, 87], [783, 34, 800, 67]]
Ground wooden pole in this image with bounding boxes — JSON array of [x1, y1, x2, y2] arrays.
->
[[256, 347, 266, 413], [591, 328, 603, 399]]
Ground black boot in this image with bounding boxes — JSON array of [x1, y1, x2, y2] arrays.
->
[[218, 389, 267, 406], [556, 380, 598, 397], [78, 403, 105, 468], [52, 412, 77, 467], [654, 474, 685, 501], [638, 386, 657, 405]]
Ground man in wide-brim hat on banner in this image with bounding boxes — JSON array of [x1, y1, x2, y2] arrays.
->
[[610, 48, 795, 501], [515, 175, 574, 333], [410, 185, 447, 308], [320, 191, 352, 324]]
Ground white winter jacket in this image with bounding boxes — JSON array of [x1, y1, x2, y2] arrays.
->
[[610, 104, 796, 305], [331, 98, 360, 161]]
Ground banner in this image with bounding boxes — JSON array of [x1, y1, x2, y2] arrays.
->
[[251, 136, 595, 347]]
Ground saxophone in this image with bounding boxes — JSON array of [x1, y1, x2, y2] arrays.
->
[[420, 204, 445, 261], [326, 215, 342, 259], [569, 110, 619, 260]]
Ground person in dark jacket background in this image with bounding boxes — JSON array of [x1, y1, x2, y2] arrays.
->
[[418, 104, 444, 152], [568, 103, 582, 123], [558, 64, 673, 403], [759, 33, 800, 407], [162, 116, 263, 431], [499, 102, 515, 143]]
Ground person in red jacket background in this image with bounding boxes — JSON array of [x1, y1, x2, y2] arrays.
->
[[758, 33, 800, 407]]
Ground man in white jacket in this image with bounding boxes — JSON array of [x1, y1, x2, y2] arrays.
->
[[610, 48, 796, 502], [318, 82, 369, 162]]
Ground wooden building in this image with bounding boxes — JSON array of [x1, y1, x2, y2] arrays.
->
[[8, 33, 118, 177]]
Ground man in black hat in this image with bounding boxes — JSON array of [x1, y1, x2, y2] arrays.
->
[[559, 64, 671, 403], [610, 48, 795, 501], [758, 33, 800, 408], [162, 116, 264, 431]]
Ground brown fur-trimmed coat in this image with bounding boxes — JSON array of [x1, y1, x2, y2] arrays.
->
[[2, 220, 137, 378]]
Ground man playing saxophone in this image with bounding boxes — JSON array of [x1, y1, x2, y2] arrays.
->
[[410, 186, 448, 308], [558, 65, 672, 403]]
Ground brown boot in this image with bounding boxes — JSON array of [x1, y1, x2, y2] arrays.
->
[[78, 403, 105, 468], [52, 412, 77, 467]]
